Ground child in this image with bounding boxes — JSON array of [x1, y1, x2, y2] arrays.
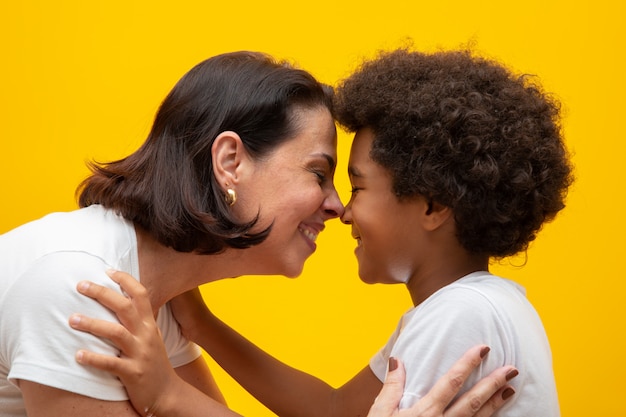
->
[[72, 48, 570, 416], [328, 48, 572, 415]]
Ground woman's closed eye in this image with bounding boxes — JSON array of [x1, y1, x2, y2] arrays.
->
[[309, 168, 329, 185]]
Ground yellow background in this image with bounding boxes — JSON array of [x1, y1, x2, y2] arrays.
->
[[1, 1, 623, 415]]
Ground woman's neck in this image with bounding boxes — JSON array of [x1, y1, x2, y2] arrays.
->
[[134, 226, 248, 314]]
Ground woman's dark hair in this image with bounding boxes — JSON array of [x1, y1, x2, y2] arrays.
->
[[334, 48, 573, 258], [78, 51, 334, 254]]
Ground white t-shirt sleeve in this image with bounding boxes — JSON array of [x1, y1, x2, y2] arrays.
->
[[5, 251, 129, 400], [157, 302, 202, 368], [5, 251, 201, 401], [370, 285, 513, 409]]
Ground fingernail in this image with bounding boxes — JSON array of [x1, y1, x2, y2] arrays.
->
[[105, 268, 117, 277], [69, 314, 81, 326], [506, 368, 519, 381], [502, 387, 515, 400], [480, 346, 490, 358], [77, 281, 90, 292], [388, 357, 398, 372], [75, 350, 84, 363]]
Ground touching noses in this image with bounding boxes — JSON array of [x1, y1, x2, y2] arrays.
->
[[322, 188, 345, 220], [340, 199, 352, 225]]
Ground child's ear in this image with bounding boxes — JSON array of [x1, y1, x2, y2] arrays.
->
[[212, 131, 246, 188], [423, 199, 453, 231]]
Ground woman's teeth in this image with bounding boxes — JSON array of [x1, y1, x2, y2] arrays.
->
[[299, 227, 318, 242]]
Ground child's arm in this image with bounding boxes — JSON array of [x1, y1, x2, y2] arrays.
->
[[70, 270, 515, 417], [172, 291, 516, 417], [170, 286, 382, 417]]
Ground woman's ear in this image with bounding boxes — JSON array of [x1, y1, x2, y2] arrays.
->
[[212, 131, 246, 188], [422, 199, 453, 231]]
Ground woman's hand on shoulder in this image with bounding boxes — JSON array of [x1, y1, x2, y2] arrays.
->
[[368, 345, 517, 417]]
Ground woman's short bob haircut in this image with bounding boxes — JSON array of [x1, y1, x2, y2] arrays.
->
[[334, 48, 573, 258], [78, 51, 334, 254]]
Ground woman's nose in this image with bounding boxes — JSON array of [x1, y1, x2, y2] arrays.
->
[[322, 189, 345, 219]]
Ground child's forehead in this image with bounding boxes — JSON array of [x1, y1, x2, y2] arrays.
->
[[349, 128, 376, 155]]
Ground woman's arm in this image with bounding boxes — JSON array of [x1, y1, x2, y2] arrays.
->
[[70, 270, 516, 417]]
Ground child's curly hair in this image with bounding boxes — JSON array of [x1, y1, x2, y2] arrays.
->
[[333, 48, 574, 258]]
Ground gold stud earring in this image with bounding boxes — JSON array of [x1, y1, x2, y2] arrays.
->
[[225, 188, 237, 206]]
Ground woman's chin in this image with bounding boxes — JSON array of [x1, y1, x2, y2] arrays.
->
[[281, 262, 306, 279]]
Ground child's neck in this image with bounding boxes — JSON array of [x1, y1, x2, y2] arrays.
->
[[406, 256, 489, 306]]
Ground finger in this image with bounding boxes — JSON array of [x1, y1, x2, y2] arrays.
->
[[69, 313, 134, 353], [76, 280, 140, 332], [419, 345, 490, 413], [473, 386, 515, 417], [444, 363, 518, 417], [75, 348, 129, 376], [367, 358, 405, 417], [105, 270, 153, 315], [76, 269, 153, 333]]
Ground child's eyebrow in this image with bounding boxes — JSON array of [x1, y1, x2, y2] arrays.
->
[[348, 165, 363, 177]]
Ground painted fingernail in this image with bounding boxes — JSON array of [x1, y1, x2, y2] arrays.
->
[[77, 281, 90, 292], [480, 346, 490, 358], [502, 387, 515, 400], [506, 369, 519, 381], [75, 350, 84, 363], [388, 357, 398, 372]]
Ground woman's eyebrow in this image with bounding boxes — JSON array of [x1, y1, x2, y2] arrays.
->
[[312, 152, 337, 172]]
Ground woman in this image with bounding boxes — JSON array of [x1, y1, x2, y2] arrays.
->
[[0, 51, 342, 417]]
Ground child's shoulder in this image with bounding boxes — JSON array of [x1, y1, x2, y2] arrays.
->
[[419, 272, 527, 316]]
